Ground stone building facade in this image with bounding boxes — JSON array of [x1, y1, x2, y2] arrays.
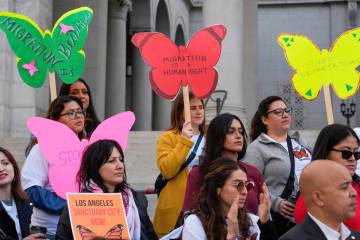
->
[[0, 0, 359, 140]]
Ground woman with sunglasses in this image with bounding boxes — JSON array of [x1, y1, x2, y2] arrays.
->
[[21, 96, 86, 239], [182, 157, 277, 240], [294, 123, 360, 230], [183, 113, 264, 215], [243, 96, 312, 236]]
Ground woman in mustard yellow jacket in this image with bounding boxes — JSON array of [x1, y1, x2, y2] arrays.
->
[[153, 92, 206, 237]]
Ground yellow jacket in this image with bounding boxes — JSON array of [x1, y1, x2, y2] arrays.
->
[[153, 130, 194, 237]]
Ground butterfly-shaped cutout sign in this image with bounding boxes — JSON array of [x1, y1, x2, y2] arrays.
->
[[293, 148, 309, 159], [27, 111, 135, 199], [131, 24, 227, 100], [0, 7, 93, 88], [278, 28, 360, 100], [76, 224, 123, 240]]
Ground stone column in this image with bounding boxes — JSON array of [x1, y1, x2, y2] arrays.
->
[[106, 0, 132, 117], [131, 44, 152, 130], [203, 0, 258, 126], [153, 95, 171, 130], [0, 0, 52, 138], [52, 1, 108, 120], [87, 0, 108, 120]]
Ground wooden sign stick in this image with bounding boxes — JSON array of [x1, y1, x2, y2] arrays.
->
[[49, 72, 57, 102], [323, 85, 334, 124], [182, 85, 191, 123]]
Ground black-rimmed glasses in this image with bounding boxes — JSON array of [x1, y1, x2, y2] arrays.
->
[[267, 107, 292, 117]]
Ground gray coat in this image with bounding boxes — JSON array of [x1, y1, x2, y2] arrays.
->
[[243, 132, 311, 213]]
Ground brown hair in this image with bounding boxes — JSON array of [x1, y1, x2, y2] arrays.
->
[[28, 96, 86, 149], [77, 140, 129, 193], [249, 95, 285, 141], [47, 95, 86, 139], [195, 157, 252, 240], [0, 147, 28, 200], [169, 92, 205, 134]]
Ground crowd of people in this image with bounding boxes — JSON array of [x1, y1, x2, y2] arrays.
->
[[1, 78, 360, 240]]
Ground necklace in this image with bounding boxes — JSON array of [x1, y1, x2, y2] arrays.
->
[[1, 199, 13, 206]]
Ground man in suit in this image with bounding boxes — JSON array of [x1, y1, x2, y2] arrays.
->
[[280, 160, 360, 240]]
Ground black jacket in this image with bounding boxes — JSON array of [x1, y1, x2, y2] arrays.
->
[[280, 214, 360, 240], [55, 190, 158, 240], [0, 197, 32, 240]]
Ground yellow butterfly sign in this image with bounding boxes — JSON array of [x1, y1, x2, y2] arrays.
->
[[278, 28, 360, 100]]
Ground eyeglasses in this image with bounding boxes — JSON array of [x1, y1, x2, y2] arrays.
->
[[60, 109, 84, 120], [331, 149, 360, 160], [267, 107, 292, 117], [236, 180, 255, 193]]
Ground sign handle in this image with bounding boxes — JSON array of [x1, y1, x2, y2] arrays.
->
[[323, 85, 334, 124], [49, 72, 57, 102], [182, 85, 191, 123]]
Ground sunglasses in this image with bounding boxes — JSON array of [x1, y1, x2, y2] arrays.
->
[[331, 149, 360, 160], [267, 107, 292, 117], [236, 180, 255, 192]]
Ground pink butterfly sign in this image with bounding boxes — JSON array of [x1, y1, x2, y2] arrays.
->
[[27, 111, 135, 199]]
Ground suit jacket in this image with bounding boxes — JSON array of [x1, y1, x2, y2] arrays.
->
[[0, 196, 32, 240], [280, 214, 360, 240]]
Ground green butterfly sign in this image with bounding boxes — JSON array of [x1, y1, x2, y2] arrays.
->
[[0, 7, 93, 88]]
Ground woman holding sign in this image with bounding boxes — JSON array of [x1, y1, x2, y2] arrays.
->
[[56, 140, 157, 240], [243, 96, 312, 236], [153, 92, 206, 237], [22, 96, 86, 239], [0, 147, 46, 240]]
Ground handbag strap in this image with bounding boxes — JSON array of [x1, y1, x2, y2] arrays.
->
[[169, 134, 204, 181], [160, 134, 204, 182], [178, 134, 204, 173], [280, 136, 296, 200]]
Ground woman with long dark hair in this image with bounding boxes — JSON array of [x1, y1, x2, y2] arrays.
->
[[182, 158, 276, 240], [183, 113, 264, 215], [294, 123, 360, 230], [59, 78, 100, 136], [21, 96, 86, 239], [153, 92, 206, 237], [243, 96, 311, 236], [56, 140, 157, 240], [0, 147, 46, 239]]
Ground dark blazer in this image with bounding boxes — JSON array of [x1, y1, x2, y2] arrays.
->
[[0, 197, 32, 240], [280, 214, 360, 240]]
